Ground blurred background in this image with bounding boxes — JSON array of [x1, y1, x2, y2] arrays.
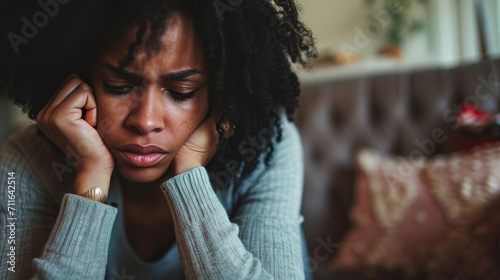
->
[[292, 1, 500, 279], [296, 0, 499, 79], [1, 1, 500, 279]]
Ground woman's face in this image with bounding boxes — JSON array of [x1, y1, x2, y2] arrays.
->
[[91, 13, 209, 183]]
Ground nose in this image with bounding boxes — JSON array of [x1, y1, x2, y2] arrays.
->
[[125, 89, 166, 134]]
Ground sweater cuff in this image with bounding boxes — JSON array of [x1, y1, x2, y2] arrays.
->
[[161, 166, 225, 228], [42, 193, 117, 261]]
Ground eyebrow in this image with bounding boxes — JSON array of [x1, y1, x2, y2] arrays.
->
[[160, 69, 203, 80], [101, 62, 203, 81]]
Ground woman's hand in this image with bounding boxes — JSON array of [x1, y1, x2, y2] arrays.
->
[[170, 113, 223, 176], [36, 75, 114, 195]]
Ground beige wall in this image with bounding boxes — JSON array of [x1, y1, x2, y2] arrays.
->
[[299, 0, 368, 52], [298, 0, 431, 63]]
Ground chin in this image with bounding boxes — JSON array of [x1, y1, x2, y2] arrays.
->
[[116, 164, 170, 184]]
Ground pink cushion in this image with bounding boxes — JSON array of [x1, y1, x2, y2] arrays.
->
[[332, 142, 500, 277]]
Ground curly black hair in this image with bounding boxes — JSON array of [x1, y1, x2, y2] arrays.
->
[[0, 0, 316, 187]]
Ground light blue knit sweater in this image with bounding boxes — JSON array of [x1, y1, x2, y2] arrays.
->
[[0, 115, 306, 279]]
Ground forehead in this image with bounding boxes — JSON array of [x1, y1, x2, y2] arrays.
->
[[97, 13, 205, 74]]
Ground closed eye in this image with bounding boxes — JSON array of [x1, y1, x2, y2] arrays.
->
[[102, 83, 133, 95], [102, 82, 199, 101], [167, 88, 198, 102]]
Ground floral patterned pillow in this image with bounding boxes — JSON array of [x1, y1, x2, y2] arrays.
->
[[331, 142, 500, 278]]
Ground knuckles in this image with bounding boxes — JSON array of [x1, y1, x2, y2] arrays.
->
[[66, 75, 83, 86], [36, 78, 94, 130], [76, 82, 92, 94], [49, 110, 63, 128]]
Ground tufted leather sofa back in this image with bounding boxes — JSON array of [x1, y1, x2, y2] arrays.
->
[[295, 58, 500, 278]]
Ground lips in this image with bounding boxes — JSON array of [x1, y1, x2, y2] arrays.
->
[[118, 144, 168, 167]]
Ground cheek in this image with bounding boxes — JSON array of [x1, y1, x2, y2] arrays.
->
[[187, 90, 209, 125], [169, 92, 209, 143], [94, 95, 123, 138], [193, 89, 210, 119]]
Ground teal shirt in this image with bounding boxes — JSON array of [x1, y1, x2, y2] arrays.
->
[[0, 115, 305, 279]]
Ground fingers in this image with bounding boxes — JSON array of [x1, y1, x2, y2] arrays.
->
[[204, 112, 219, 140], [85, 107, 98, 128], [50, 77, 87, 111], [37, 75, 95, 126], [55, 83, 96, 122], [38, 75, 84, 119], [40, 74, 78, 113]]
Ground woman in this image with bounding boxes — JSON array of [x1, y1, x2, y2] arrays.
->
[[0, 0, 316, 279]]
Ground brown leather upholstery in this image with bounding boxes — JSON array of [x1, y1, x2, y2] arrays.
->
[[296, 58, 500, 279]]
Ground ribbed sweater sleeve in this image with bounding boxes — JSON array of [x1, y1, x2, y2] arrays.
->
[[161, 116, 305, 279], [0, 137, 117, 280], [31, 194, 117, 279]]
